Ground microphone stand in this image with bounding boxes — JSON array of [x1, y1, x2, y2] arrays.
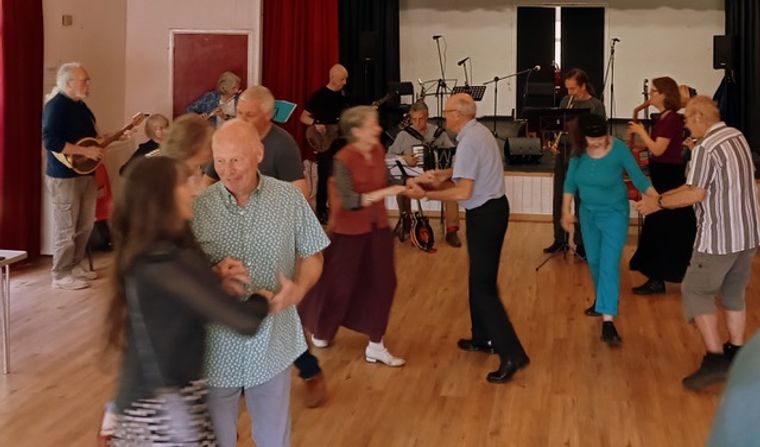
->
[[434, 37, 449, 128], [484, 67, 537, 138], [601, 39, 619, 125]]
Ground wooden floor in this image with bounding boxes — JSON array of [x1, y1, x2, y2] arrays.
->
[[1, 221, 758, 446]]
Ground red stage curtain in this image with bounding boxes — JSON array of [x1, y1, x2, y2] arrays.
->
[[0, 0, 44, 257], [262, 0, 339, 162]]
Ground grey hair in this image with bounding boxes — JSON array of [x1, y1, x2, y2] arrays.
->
[[45, 62, 82, 102], [238, 85, 275, 115], [409, 102, 429, 114], [449, 95, 477, 118], [686, 95, 720, 122], [217, 71, 241, 95], [339, 106, 376, 144]]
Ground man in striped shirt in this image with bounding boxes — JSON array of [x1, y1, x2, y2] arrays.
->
[[636, 96, 760, 391]]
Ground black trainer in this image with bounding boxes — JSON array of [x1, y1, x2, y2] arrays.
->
[[682, 353, 730, 391], [543, 241, 564, 253], [601, 321, 622, 347], [584, 303, 601, 317]]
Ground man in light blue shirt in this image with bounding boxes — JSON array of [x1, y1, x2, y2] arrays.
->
[[192, 119, 329, 447], [407, 93, 529, 384]]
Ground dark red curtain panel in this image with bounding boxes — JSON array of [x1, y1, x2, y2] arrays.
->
[[262, 0, 339, 162], [0, 0, 43, 257]]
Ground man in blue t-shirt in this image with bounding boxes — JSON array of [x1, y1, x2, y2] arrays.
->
[[42, 63, 104, 290], [406, 93, 529, 384]]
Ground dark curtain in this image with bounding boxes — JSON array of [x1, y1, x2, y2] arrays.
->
[[516, 7, 555, 117], [262, 0, 339, 162], [0, 0, 43, 257], [561, 7, 605, 101], [724, 0, 760, 154], [338, 0, 400, 106]]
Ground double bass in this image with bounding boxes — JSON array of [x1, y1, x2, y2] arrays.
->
[[625, 79, 651, 200]]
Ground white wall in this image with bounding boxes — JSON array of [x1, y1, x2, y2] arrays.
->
[[123, 0, 262, 124], [43, 0, 127, 131], [400, 0, 725, 119]]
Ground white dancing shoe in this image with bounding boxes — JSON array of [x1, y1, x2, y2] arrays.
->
[[365, 345, 406, 367], [311, 335, 330, 348]]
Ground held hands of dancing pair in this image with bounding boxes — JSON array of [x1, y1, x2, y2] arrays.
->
[[212, 257, 302, 314], [560, 188, 663, 232]]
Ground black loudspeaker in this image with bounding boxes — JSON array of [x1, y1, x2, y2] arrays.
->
[[504, 137, 542, 164], [359, 31, 378, 63], [713, 35, 735, 70]]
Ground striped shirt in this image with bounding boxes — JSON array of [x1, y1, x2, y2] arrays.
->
[[686, 122, 760, 255]]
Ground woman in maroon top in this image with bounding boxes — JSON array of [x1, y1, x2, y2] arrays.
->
[[298, 106, 408, 367], [628, 77, 696, 294]]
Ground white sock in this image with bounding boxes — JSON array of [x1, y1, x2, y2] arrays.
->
[[603, 315, 614, 322], [368, 340, 384, 351]]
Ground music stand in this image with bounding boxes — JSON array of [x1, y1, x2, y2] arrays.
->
[[452, 85, 486, 101]]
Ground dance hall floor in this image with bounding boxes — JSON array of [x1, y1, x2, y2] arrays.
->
[[1, 221, 757, 446]]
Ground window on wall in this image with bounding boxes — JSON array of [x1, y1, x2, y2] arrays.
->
[[516, 6, 604, 117]]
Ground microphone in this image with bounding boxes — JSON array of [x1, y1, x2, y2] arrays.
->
[[432, 35, 442, 40], [457, 57, 470, 66], [533, 65, 541, 71], [612, 37, 621, 42]]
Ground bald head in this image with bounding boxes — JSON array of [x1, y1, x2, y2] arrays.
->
[[328, 64, 348, 91], [444, 93, 476, 132], [684, 96, 721, 139], [212, 119, 264, 201]]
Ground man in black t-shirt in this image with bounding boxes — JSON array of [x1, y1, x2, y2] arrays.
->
[[300, 64, 350, 223]]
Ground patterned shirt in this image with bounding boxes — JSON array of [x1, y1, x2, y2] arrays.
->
[[686, 122, 760, 255], [192, 175, 330, 387]]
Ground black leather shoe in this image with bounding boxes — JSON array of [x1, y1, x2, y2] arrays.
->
[[584, 303, 601, 317], [723, 342, 742, 363], [543, 241, 564, 253], [632, 279, 665, 295], [445, 231, 462, 247], [486, 360, 519, 383], [601, 321, 622, 347], [457, 338, 496, 354]]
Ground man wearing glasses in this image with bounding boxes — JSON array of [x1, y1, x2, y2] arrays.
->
[[406, 93, 529, 384], [42, 63, 103, 290]]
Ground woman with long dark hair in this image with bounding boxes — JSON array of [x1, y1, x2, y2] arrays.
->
[[628, 77, 696, 295], [562, 114, 656, 346], [106, 156, 268, 445]]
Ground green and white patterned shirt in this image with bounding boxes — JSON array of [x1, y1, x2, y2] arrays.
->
[[192, 175, 330, 387]]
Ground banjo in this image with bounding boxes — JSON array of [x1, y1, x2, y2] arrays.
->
[[53, 112, 148, 175]]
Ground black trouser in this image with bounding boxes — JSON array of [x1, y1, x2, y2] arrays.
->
[[465, 196, 528, 364], [316, 144, 339, 217], [293, 349, 321, 380], [551, 146, 583, 246]]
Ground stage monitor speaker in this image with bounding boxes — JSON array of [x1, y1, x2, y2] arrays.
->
[[713, 35, 735, 70], [504, 137, 542, 164]]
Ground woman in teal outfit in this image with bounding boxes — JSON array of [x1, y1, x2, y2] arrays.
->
[[562, 114, 657, 346]]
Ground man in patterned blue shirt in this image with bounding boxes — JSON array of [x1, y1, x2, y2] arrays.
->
[[192, 119, 330, 447]]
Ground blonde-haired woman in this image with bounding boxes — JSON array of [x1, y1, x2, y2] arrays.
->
[[119, 114, 169, 175]]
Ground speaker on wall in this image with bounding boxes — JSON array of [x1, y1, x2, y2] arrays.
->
[[713, 35, 735, 70]]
